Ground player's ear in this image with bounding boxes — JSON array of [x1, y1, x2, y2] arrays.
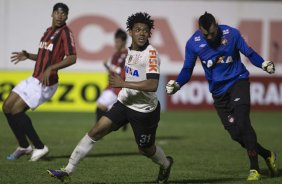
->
[[128, 30, 132, 37]]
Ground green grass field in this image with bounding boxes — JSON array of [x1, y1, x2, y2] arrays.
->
[[0, 111, 281, 184]]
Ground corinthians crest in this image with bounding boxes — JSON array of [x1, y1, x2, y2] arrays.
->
[[127, 54, 141, 65]]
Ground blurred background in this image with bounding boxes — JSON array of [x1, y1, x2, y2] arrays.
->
[[1, 1, 282, 183], [0, 0, 281, 112]]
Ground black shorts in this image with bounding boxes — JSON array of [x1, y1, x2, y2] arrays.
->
[[212, 79, 250, 128], [104, 101, 160, 148]]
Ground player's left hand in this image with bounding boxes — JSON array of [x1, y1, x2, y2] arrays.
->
[[262, 60, 275, 74], [109, 73, 124, 88], [166, 80, 180, 95], [41, 67, 52, 86]]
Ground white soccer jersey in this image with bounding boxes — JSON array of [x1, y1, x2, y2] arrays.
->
[[117, 44, 160, 113]]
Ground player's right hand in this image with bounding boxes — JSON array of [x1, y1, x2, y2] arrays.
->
[[10, 50, 28, 64], [262, 60, 275, 74], [166, 80, 180, 95]]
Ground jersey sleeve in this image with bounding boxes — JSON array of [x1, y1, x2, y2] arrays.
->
[[62, 28, 77, 56], [234, 28, 264, 67], [146, 49, 160, 80], [176, 39, 197, 87]]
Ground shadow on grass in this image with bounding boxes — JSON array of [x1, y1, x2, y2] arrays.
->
[[42, 136, 182, 161], [157, 135, 183, 140], [44, 152, 139, 161], [133, 177, 242, 184], [261, 168, 282, 178], [129, 178, 242, 184], [168, 178, 242, 183]]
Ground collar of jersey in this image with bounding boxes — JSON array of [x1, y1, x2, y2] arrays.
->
[[129, 41, 149, 52]]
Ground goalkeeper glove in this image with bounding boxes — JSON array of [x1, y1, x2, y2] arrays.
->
[[262, 61, 275, 74], [166, 80, 180, 95]]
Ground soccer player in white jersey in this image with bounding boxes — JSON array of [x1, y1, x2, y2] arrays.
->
[[47, 12, 173, 184]]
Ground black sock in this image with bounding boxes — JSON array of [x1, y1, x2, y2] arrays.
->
[[242, 132, 260, 171], [256, 143, 271, 159], [14, 112, 44, 149], [4, 113, 29, 148], [234, 105, 260, 171], [96, 108, 106, 122], [247, 149, 260, 171]]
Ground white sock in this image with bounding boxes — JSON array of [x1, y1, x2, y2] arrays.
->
[[150, 146, 170, 169], [65, 134, 96, 174]]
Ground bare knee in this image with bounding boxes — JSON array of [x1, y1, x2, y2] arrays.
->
[[2, 92, 26, 114], [88, 116, 113, 141], [139, 145, 156, 157], [97, 103, 108, 112], [3, 100, 27, 115], [2, 100, 12, 114]]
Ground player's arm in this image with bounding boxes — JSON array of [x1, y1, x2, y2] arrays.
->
[[103, 58, 111, 72], [235, 29, 275, 74], [109, 73, 158, 92], [166, 40, 197, 95], [47, 55, 77, 71], [41, 55, 76, 85], [10, 50, 38, 64], [104, 57, 124, 76]]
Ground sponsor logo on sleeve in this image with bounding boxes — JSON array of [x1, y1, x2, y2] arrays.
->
[[149, 50, 158, 72]]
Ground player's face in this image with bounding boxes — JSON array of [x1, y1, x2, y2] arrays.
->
[[129, 23, 150, 50], [200, 23, 218, 42], [114, 38, 126, 51], [200, 23, 222, 48], [52, 9, 68, 28]]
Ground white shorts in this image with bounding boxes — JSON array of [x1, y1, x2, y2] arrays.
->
[[12, 76, 58, 110], [97, 89, 118, 110]]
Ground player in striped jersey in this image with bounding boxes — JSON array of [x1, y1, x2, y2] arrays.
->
[[48, 12, 173, 184], [166, 12, 277, 180], [96, 29, 128, 131], [2, 3, 76, 161]]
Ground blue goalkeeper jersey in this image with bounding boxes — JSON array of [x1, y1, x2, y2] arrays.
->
[[176, 24, 264, 96]]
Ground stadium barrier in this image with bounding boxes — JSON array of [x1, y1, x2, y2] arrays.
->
[[166, 75, 282, 111]]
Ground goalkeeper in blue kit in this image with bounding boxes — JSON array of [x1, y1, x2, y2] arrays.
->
[[166, 12, 278, 180]]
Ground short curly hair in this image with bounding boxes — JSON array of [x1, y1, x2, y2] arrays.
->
[[126, 12, 154, 36]]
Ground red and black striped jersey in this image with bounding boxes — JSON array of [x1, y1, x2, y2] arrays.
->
[[32, 24, 76, 86], [106, 49, 127, 95]]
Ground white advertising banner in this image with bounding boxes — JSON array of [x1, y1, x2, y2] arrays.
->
[[0, 0, 282, 76]]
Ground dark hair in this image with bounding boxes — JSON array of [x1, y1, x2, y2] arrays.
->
[[126, 12, 154, 36], [53, 3, 69, 14], [115, 29, 127, 42], [198, 12, 216, 30]]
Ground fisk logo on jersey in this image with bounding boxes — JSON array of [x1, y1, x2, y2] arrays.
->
[[39, 42, 53, 51], [149, 50, 158, 72], [125, 65, 139, 77]]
